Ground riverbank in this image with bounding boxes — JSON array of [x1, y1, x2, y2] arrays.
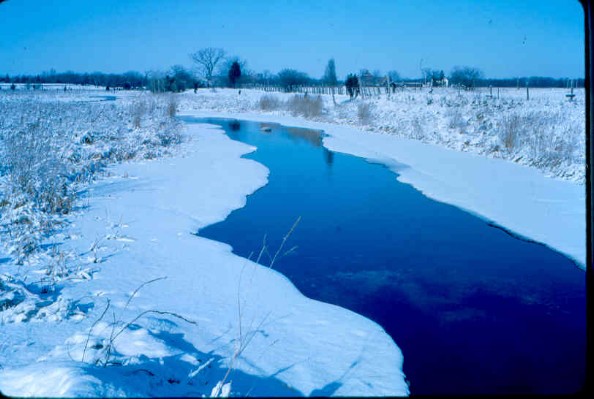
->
[[0, 118, 409, 397], [178, 109, 585, 269], [178, 87, 585, 184]]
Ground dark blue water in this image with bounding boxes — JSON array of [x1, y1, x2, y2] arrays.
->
[[184, 117, 585, 395]]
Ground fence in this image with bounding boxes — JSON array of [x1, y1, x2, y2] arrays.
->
[[239, 83, 346, 95]]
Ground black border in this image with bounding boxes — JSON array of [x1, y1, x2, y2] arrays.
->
[[578, 0, 593, 396]]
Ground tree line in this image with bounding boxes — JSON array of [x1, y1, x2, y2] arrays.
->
[[1, 70, 146, 89], [1, 48, 583, 93]]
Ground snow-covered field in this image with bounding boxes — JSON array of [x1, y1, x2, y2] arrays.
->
[[0, 86, 585, 397], [179, 87, 585, 183]]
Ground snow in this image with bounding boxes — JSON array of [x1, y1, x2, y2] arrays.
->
[[177, 109, 585, 269], [0, 85, 584, 397], [178, 87, 585, 183], [0, 119, 409, 397]]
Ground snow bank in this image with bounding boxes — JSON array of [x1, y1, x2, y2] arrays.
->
[[178, 110, 585, 269], [178, 87, 585, 183], [0, 122, 409, 397]]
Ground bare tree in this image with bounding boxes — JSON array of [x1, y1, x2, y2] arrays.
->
[[190, 47, 226, 88]]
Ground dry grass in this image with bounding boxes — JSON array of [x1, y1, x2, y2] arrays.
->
[[357, 102, 374, 125], [0, 92, 183, 265], [258, 94, 282, 111], [499, 114, 521, 151], [286, 94, 324, 118], [167, 94, 177, 118]]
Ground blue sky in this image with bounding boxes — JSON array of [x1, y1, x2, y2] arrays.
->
[[0, 0, 584, 79]]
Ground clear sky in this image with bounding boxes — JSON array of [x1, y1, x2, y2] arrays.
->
[[0, 0, 585, 79]]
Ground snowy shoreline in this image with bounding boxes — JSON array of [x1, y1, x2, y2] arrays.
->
[[0, 122, 409, 397], [179, 110, 585, 269]]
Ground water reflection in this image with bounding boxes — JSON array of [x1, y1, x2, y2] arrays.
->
[[229, 120, 241, 132], [283, 125, 336, 168], [219, 119, 336, 169], [285, 126, 323, 147], [323, 147, 334, 167]]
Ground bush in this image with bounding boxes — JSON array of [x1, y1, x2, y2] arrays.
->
[[3, 122, 74, 215], [167, 95, 177, 117], [446, 107, 467, 132], [258, 94, 281, 111], [286, 94, 323, 118], [131, 100, 147, 128], [357, 102, 374, 125], [499, 114, 521, 151], [497, 111, 581, 173]]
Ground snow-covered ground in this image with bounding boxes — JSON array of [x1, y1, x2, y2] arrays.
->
[[179, 87, 585, 183], [0, 89, 409, 396], [0, 85, 585, 397]]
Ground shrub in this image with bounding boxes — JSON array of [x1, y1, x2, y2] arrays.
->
[[499, 114, 522, 151], [286, 94, 323, 118], [167, 95, 177, 118], [446, 107, 467, 132], [258, 94, 281, 111], [3, 122, 74, 215], [357, 102, 374, 125], [131, 100, 147, 128]]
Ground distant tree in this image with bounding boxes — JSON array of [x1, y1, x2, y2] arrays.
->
[[345, 74, 359, 99], [449, 66, 484, 89], [123, 71, 145, 89], [170, 65, 194, 92], [277, 69, 310, 92], [253, 70, 275, 86], [228, 61, 242, 88], [163, 75, 174, 92], [146, 70, 166, 93], [323, 58, 338, 86], [190, 47, 226, 88], [422, 69, 446, 86], [238, 67, 256, 84], [421, 67, 432, 84], [387, 70, 401, 82], [220, 56, 247, 74], [358, 69, 373, 86], [371, 70, 384, 85]]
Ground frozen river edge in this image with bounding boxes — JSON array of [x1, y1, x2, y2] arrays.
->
[[0, 122, 409, 397], [180, 111, 586, 270]]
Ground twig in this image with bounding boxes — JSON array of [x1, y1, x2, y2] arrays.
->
[[82, 298, 110, 362], [123, 276, 167, 313], [110, 309, 197, 343], [255, 234, 267, 264], [270, 216, 301, 268]]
